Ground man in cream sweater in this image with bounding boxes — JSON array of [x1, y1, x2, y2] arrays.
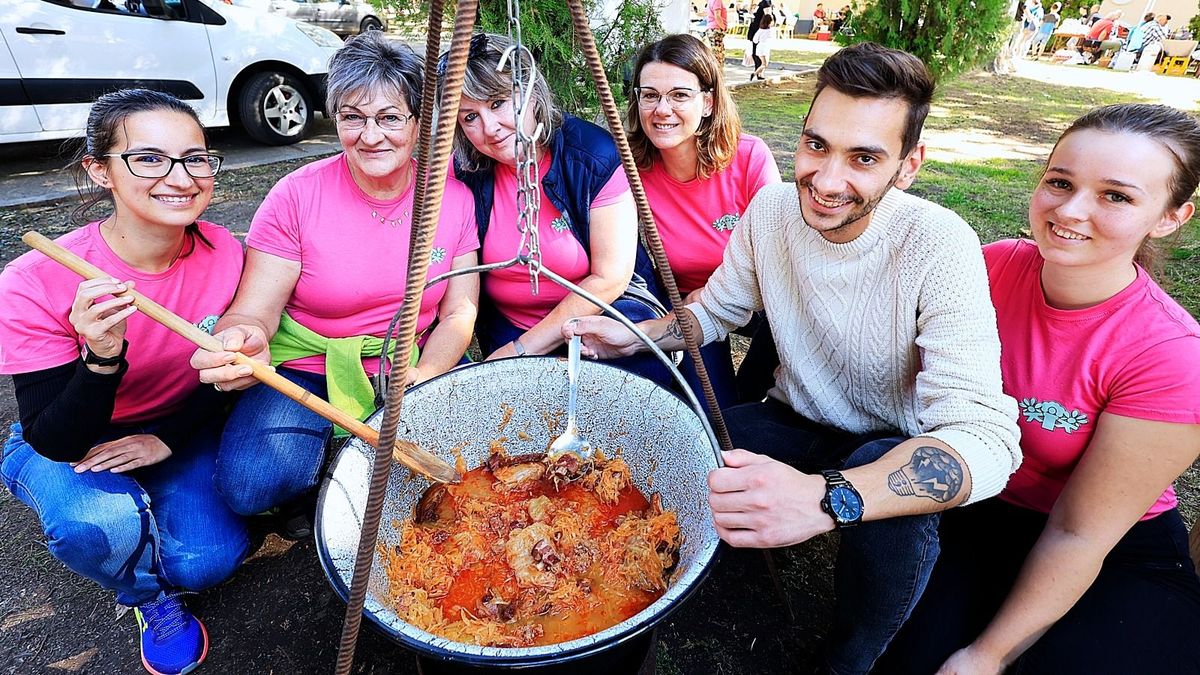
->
[[566, 42, 1021, 674]]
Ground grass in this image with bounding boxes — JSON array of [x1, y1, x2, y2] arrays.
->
[[730, 75, 1200, 319], [725, 47, 831, 68]]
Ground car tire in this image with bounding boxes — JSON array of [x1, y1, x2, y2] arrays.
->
[[361, 16, 382, 33], [238, 71, 314, 146]]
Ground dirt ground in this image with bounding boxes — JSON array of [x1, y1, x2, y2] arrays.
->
[[0, 158, 842, 675]]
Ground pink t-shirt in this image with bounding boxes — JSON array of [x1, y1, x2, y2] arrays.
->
[[985, 239, 1200, 519], [247, 154, 479, 375], [481, 153, 630, 330], [0, 221, 243, 423], [641, 134, 780, 295]]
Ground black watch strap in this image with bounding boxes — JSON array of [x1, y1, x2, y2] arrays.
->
[[83, 339, 129, 367], [821, 469, 850, 487]]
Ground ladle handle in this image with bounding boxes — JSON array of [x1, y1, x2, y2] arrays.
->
[[20, 231, 460, 484], [566, 333, 581, 431]]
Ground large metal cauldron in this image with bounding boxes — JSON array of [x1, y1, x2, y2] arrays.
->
[[315, 356, 721, 668]]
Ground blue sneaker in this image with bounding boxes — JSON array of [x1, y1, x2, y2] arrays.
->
[[133, 591, 208, 675]]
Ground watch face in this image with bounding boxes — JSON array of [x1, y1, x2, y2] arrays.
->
[[829, 486, 863, 522]]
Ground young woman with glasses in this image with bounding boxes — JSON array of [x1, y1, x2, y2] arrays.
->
[[626, 33, 780, 408], [0, 89, 248, 675], [436, 33, 670, 385], [191, 31, 479, 526]]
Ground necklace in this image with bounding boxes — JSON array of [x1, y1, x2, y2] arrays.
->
[[369, 205, 410, 228]]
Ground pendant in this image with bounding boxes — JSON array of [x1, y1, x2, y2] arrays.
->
[[371, 208, 409, 228]]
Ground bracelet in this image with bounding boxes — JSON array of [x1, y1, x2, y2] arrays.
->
[[512, 338, 527, 356]]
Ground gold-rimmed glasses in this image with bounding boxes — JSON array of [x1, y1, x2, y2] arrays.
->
[[334, 111, 416, 131], [633, 86, 710, 110]]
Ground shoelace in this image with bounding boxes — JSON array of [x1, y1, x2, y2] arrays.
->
[[142, 591, 189, 643]]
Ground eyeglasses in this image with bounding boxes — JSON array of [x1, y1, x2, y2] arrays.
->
[[633, 87, 710, 110], [334, 111, 416, 131], [104, 152, 222, 179]]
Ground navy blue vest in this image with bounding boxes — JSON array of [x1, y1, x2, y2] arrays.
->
[[454, 113, 660, 300]]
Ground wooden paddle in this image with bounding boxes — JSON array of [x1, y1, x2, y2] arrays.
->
[[22, 231, 460, 484]]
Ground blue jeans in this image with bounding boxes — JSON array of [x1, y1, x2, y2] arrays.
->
[[1, 419, 248, 607], [679, 339, 738, 412], [723, 397, 940, 675], [215, 367, 332, 516], [476, 294, 674, 390]]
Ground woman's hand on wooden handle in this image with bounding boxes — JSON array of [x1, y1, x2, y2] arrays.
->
[[191, 324, 271, 391], [69, 277, 137, 360]]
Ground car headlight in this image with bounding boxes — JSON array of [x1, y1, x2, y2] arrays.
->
[[297, 21, 343, 48]]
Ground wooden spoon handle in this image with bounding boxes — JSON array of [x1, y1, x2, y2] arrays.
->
[[22, 231, 460, 484]]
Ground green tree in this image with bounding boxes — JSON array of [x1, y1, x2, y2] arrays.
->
[[382, 0, 664, 118], [836, 0, 1012, 80]]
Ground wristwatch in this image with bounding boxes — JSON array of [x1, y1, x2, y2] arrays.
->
[[82, 339, 128, 367], [820, 469, 864, 529]]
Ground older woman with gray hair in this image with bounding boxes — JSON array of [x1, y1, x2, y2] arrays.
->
[[192, 31, 480, 524], [440, 33, 668, 384]]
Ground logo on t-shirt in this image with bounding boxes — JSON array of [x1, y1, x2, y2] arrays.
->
[[1019, 397, 1089, 434], [196, 314, 220, 335], [431, 247, 446, 264], [550, 216, 570, 233], [712, 214, 739, 232]]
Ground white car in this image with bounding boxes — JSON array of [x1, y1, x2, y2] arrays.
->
[[236, 0, 387, 37], [0, 0, 343, 145]]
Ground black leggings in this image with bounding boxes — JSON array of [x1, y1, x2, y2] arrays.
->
[[752, 43, 762, 69], [878, 499, 1200, 674]]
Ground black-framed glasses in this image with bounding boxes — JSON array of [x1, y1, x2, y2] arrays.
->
[[334, 111, 416, 131], [104, 152, 222, 179], [633, 87, 710, 110]]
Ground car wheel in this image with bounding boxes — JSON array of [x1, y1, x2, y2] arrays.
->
[[238, 71, 314, 146], [361, 16, 382, 33]]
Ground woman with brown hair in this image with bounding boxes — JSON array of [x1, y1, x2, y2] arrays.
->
[[627, 33, 780, 407], [882, 103, 1200, 674]]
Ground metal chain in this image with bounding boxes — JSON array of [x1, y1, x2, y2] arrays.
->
[[503, 0, 544, 294]]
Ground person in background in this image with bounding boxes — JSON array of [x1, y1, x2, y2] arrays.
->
[[0, 89, 248, 675], [192, 32, 480, 526], [626, 34, 781, 409], [882, 103, 1200, 675], [1079, 10, 1122, 63], [1087, 3, 1101, 25], [751, 13, 777, 81], [831, 4, 851, 32], [744, 0, 772, 68], [440, 33, 670, 384], [1029, 2, 1061, 58], [813, 2, 827, 28], [1122, 12, 1159, 62], [1137, 14, 1170, 70], [706, 0, 728, 65], [1018, 0, 1044, 58]]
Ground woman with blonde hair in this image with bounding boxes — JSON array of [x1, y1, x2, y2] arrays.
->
[[627, 33, 780, 407], [440, 33, 669, 384]]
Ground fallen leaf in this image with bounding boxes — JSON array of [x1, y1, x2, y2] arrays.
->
[[1, 603, 54, 631], [47, 648, 98, 671]]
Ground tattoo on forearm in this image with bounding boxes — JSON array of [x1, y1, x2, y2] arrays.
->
[[887, 446, 964, 503], [655, 318, 684, 347]]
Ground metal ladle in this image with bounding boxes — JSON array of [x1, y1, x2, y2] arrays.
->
[[548, 334, 592, 459]]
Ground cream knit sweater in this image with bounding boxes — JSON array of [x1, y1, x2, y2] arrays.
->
[[689, 183, 1021, 503]]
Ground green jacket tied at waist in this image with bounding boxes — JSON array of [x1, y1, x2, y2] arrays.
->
[[269, 313, 419, 436]]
